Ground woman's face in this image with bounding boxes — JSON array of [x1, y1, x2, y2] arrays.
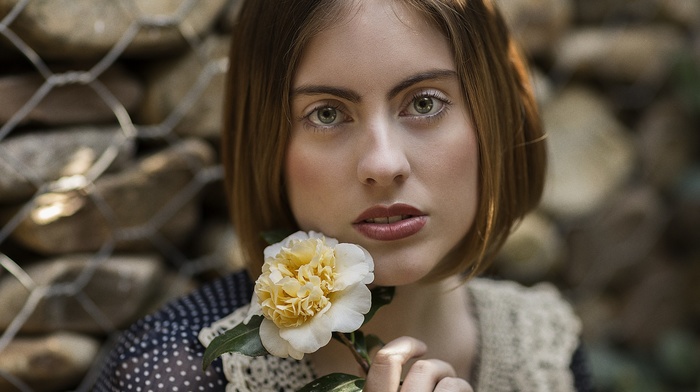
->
[[285, 0, 479, 286]]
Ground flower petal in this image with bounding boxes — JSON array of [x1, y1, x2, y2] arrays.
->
[[279, 313, 334, 354], [326, 284, 372, 332], [263, 231, 309, 259], [259, 319, 306, 359], [259, 319, 294, 358], [263, 242, 284, 261], [309, 231, 338, 247], [359, 246, 375, 285], [244, 296, 263, 324], [333, 243, 374, 289]]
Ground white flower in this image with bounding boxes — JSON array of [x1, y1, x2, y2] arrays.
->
[[247, 231, 374, 360]]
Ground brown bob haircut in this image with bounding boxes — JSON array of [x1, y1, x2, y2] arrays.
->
[[222, 0, 546, 281]]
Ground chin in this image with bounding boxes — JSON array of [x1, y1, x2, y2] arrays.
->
[[366, 247, 446, 287], [370, 267, 433, 287]]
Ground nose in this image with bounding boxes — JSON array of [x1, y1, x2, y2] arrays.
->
[[356, 120, 410, 186]]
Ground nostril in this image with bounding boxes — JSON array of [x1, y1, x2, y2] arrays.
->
[[357, 139, 411, 186], [362, 171, 409, 186]]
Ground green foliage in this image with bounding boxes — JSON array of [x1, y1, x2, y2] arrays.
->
[[672, 53, 700, 116], [655, 329, 700, 388], [297, 373, 365, 392], [587, 345, 665, 392], [202, 315, 268, 371], [363, 286, 394, 325], [261, 229, 296, 245]]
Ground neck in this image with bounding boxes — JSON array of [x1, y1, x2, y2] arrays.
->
[[310, 276, 479, 381], [364, 276, 467, 338]]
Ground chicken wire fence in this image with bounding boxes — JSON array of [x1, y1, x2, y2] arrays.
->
[[1, 0, 699, 391], [0, 1, 238, 391]]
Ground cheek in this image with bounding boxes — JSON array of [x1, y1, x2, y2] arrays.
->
[[452, 137, 479, 200], [424, 124, 478, 195], [433, 125, 479, 232], [285, 146, 313, 194], [284, 142, 342, 229], [456, 133, 479, 214], [285, 145, 314, 220]]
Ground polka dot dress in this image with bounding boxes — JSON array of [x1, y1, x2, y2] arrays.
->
[[93, 272, 254, 391]]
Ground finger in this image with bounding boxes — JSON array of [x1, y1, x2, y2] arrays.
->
[[435, 377, 474, 392], [400, 359, 456, 391], [364, 337, 427, 392]]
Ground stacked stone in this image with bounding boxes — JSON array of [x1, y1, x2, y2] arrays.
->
[[493, 0, 700, 390], [0, 1, 243, 391], [0, 0, 697, 391]]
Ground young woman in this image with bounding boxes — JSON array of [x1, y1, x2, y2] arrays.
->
[[94, 0, 590, 391]]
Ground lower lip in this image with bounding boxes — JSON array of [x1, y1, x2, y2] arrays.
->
[[353, 216, 427, 241]]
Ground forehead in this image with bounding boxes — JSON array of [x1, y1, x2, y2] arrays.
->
[[306, 0, 434, 34], [294, 0, 453, 86]]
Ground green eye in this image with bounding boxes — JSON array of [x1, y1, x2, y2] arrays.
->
[[413, 97, 434, 114], [316, 107, 338, 124]]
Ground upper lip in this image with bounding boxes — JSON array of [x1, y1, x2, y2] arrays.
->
[[353, 203, 425, 224]]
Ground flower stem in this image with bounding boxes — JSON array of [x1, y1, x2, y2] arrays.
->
[[334, 332, 371, 375]]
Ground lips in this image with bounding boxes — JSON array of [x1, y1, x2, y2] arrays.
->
[[362, 215, 413, 224], [353, 204, 427, 241]]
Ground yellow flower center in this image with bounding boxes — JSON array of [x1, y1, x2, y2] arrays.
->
[[256, 238, 337, 328]]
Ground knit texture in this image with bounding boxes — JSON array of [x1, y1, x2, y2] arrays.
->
[[468, 279, 581, 392], [199, 306, 315, 392]]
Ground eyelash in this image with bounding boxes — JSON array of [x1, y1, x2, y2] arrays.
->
[[402, 91, 453, 122]]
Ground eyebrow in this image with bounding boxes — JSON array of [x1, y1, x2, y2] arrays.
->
[[292, 69, 458, 103]]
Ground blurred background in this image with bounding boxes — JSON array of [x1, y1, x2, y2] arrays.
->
[[0, 0, 698, 391]]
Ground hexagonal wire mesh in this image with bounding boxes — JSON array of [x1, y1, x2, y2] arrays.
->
[[1, 0, 699, 391], [0, 1, 238, 391]]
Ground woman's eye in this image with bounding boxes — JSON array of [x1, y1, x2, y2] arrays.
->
[[307, 105, 345, 127], [316, 107, 337, 124], [414, 96, 435, 114], [404, 93, 448, 117]]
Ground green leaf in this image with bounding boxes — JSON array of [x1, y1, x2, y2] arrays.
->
[[297, 373, 365, 392], [349, 331, 370, 362], [364, 334, 384, 353], [261, 229, 295, 245], [673, 53, 700, 115], [363, 286, 394, 325], [202, 315, 268, 371]]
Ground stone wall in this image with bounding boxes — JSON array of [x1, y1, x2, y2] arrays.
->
[[0, 0, 698, 391]]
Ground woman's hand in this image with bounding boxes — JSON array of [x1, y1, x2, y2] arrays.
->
[[364, 336, 473, 392]]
